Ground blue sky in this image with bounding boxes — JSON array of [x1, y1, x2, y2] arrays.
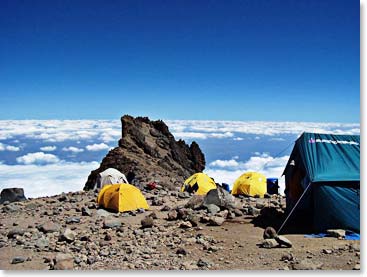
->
[[0, 0, 360, 122]]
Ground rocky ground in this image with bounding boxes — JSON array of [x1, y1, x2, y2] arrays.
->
[[0, 186, 360, 271]]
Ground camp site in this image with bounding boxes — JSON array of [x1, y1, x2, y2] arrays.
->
[[0, 122, 360, 270]]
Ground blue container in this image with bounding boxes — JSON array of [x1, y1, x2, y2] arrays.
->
[[266, 178, 279, 195], [221, 183, 230, 192]]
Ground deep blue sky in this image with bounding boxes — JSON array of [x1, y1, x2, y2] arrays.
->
[[0, 0, 359, 122]]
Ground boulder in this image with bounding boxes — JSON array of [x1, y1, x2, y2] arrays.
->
[[203, 187, 237, 210], [263, 227, 277, 239], [103, 219, 122, 229], [261, 239, 279, 249], [0, 188, 26, 204], [53, 253, 74, 270], [326, 229, 346, 238], [208, 216, 225, 226], [205, 204, 220, 215], [185, 195, 205, 210], [141, 216, 154, 229], [59, 229, 76, 243], [275, 235, 292, 248]]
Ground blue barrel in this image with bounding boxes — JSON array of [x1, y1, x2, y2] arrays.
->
[[266, 178, 279, 195], [222, 183, 230, 192]]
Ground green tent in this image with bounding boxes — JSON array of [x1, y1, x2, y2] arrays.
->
[[283, 132, 360, 233]]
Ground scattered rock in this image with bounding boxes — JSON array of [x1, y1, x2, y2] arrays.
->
[[167, 210, 178, 221], [103, 219, 122, 229], [281, 253, 294, 262], [185, 195, 205, 210], [353, 263, 360, 270], [81, 207, 92, 216], [35, 237, 49, 249], [205, 204, 220, 215], [261, 239, 279, 249], [141, 216, 154, 229], [263, 227, 277, 239], [66, 217, 80, 224], [176, 247, 188, 255], [7, 228, 25, 238], [59, 228, 76, 242], [180, 221, 192, 229], [0, 188, 26, 204], [275, 235, 292, 248], [39, 222, 61, 234], [197, 258, 211, 268], [208, 216, 225, 226], [178, 192, 191, 199], [53, 253, 74, 270], [96, 209, 113, 218], [291, 259, 323, 270], [203, 187, 237, 210], [11, 256, 26, 264], [322, 249, 333, 254]]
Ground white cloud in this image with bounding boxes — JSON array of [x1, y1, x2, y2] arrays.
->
[[16, 152, 60, 165], [269, 137, 286, 141], [86, 143, 109, 151], [0, 161, 99, 198], [209, 159, 240, 168], [62, 146, 84, 153], [233, 137, 244, 141], [0, 143, 20, 152], [40, 146, 57, 152]]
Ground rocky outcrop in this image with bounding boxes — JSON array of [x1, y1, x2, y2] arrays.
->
[[84, 115, 205, 190], [0, 188, 26, 204]]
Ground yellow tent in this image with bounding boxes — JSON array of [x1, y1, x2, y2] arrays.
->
[[97, 183, 150, 212], [181, 173, 217, 195], [232, 172, 267, 197]]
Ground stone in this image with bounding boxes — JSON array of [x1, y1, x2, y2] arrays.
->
[[141, 216, 154, 229], [281, 253, 294, 262], [7, 228, 25, 238], [161, 205, 170, 211], [187, 215, 199, 227], [263, 227, 277, 239], [249, 207, 261, 216], [353, 263, 360, 270], [2, 203, 20, 212], [349, 243, 360, 252], [322, 249, 333, 254], [11, 256, 26, 264], [54, 253, 74, 270], [0, 188, 26, 204], [176, 247, 188, 255], [185, 195, 205, 210], [233, 208, 243, 216], [205, 204, 220, 215], [203, 187, 237, 210], [261, 239, 279, 249], [197, 258, 211, 268], [167, 210, 178, 220], [66, 217, 80, 224], [35, 237, 49, 249], [275, 235, 292, 248], [39, 222, 61, 233], [292, 259, 323, 270], [327, 229, 346, 238], [87, 256, 96, 265], [60, 228, 76, 242], [103, 219, 122, 229], [82, 207, 92, 216], [180, 221, 192, 229], [148, 211, 158, 219], [208, 216, 225, 226], [178, 192, 191, 199], [96, 209, 113, 218]]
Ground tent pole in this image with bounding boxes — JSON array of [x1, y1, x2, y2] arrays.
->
[[277, 182, 312, 235]]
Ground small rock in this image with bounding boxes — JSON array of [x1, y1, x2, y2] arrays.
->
[[178, 192, 191, 199], [197, 258, 211, 268], [263, 227, 277, 239], [87, 256, 96, 265], [322, 249, 333, 254], [59, 228, 76, 242], [275, 235, 292, 248], [103, 219, 122, 229], [353, 263, 360, 270], [148, 212, 158, 219], [81, 207, 92, 216], [66, 217, 80, 224], [205, 204, 220, 215], [11, 256, 26, 264], [180, 221, 192, 229], [261, 239, 279, 249], [96, 209, 113, 218], [167, 210, 178, 221], [54, 253, 74, 270], [161, 205, 170, 211], [292, 259, 323, 270], [7, 228, 25, 238], [281, 253, 294, 262], [104, 234, 112, 241], [249, 207, 261, 216], [141, 216, 154, 228], [208, 216, 225, 226], [39, 222, 61, 233], [233, 208, 243, 216], [185, 195, 205, 210], [137, 208, 145, 213], [176, 247, 188, 255], [35, 237, 49, 249]]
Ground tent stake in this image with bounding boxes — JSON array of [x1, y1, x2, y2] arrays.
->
[[277, 182, 312, 235]]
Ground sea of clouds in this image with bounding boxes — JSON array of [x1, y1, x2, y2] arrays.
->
[[0, 120, 360, 198]]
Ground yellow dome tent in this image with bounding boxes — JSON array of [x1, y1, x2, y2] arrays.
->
[[232, 172, 267, 197], [97, 183, 150, 212], [181, 173, 217, 195]]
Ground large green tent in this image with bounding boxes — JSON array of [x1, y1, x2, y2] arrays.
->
[[283, 132, 360, 233]]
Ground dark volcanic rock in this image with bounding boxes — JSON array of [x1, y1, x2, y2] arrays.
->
[[0, 188, 26, 204], [84, 115, 205, 190]]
